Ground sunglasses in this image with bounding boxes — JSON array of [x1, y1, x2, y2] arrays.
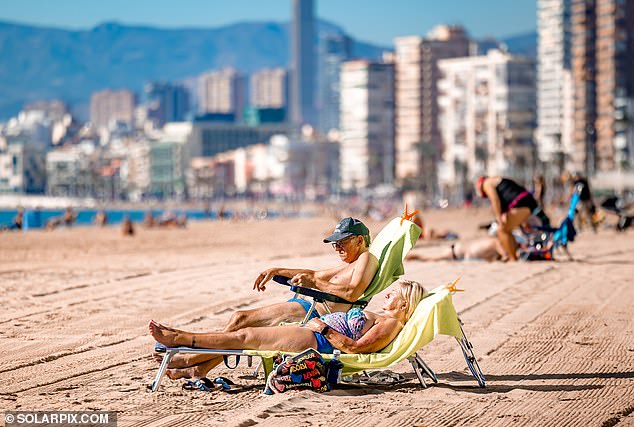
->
[[331, 235, 357, 250]]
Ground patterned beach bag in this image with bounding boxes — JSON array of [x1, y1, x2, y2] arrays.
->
[[265, 348, 330, 394]]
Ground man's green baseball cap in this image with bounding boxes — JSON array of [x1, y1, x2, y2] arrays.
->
[[323, 217, 370, 243]]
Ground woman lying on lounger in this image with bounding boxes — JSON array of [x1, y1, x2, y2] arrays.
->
[[149, 279, 427, 380]]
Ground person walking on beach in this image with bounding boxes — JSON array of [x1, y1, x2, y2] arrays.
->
[[475, 176, 540, 262]]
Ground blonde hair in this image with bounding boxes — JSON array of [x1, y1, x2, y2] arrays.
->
[[397, 279, 428, 320]]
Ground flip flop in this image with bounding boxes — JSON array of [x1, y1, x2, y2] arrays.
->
[[182, 378, 222, 392], [213, 376, 259, 394]]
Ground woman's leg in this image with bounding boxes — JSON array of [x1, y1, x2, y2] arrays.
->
[[149, 321, 317, 353], [498, 207, 532, 261]]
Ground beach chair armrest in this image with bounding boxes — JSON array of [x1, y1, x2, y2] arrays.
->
[[272, 275, 369, 308]]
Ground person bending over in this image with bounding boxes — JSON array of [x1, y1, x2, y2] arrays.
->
[[149, 279, 426, 380], [476, 176, 541, 261]]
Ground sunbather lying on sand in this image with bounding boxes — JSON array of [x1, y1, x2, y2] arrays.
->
[[149, 279, 426, 381], [406, 237, 506, 262]]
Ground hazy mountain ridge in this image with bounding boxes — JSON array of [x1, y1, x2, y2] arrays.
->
[[0, 20, 536, 120]]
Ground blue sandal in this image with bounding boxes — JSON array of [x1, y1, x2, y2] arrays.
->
[[182, 378, 221, 392]]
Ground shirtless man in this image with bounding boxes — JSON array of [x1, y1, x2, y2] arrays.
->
[[228, 217, 379, 330]]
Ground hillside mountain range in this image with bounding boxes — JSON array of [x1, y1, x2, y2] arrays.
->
[[0, 19, 536, 120]]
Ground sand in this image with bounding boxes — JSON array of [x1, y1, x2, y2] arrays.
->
[[0, 208, 633, 427]]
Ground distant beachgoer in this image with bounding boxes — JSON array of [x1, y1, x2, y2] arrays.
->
[[533, 174, 546, 208], [412, 213, 458, 241], [9, 208, 23, 230], [475, 176, 540, 262], [144, 212, 155, 228], [406, 237, 505, 262], [149, 279, 426, 381], [94, 210, 108, 227], [565, 171, 601, 232], [63, 208, 76, 227], [121, 216, 135, 236]]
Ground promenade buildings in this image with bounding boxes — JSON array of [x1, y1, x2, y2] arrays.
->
[[536, 0, 575, 178], [438, 50, 537, 197], [339, 60, 395, 191], [198, 68, 246, 122], [394, 26, 471, 195], [90, 90, 136, 129]]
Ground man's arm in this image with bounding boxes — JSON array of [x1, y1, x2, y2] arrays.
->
[[253, 267, 316, 292], [291, 252, 378, 301]]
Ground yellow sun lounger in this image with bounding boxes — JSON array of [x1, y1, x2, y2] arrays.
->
[[151, 285, 486, 392]]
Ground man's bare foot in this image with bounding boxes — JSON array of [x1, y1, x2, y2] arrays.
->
[[148, 320, 192, 348], [166, 365, 207, 380]]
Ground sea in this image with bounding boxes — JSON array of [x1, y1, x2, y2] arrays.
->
[[0, 207, 282, 230]]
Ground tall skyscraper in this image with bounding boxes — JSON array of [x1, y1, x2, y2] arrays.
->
[[198, 68, 246, 121], [90, 89, 136, 129], [339, 60, 395, 191], [537, 0, 574, 175], [291, 0, 317, 127], [319, 33, 352, 133], [144, 82, 191, 127], [250, 68, 288, 109], [394, 25, 471, 194], [571, 0, 634, 175]]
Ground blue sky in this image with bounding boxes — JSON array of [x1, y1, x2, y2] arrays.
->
[[0, 0, 536, 45]]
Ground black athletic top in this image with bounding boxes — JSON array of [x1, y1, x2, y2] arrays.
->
[[495, 178, 531, 213]]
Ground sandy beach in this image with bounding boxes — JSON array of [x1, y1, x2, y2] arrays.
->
[[1, 208, 633, 427]]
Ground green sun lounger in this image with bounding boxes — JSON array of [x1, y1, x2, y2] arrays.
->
[[150, 285, 485, 392]]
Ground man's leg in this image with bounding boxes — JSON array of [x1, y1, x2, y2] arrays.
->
[[156, 301, 310, 368], [224, 301, 310, 332]]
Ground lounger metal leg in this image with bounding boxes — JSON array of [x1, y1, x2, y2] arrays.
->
[[456, 321, 486, 388], [415, 353, 438, 383], [408, 352, 437, 389], [302, 300, 319, 324], [151, 350, 176, 393], [251, 359, 262, 378]]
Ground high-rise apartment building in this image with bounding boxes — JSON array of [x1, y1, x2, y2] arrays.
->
[[438, 50, 537, 197], [90, 90, 136, 129], [198, 68, 246, 121], [291, 0, 317, 127], [570, 0, 634, 176], [250, 68, 288, 109], [339, 60, 395, 191], [394, 26, 471, 194], [319, 33, 352, 133], [594, 0, 634, 172], [144, 82, 191, 127], [537, 0, 575, 174]]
